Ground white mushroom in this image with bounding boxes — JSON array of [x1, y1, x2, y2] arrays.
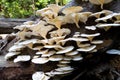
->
[[5, 52, 20, 60], [72, 54, 83, 61], [56, 66, 74, 71], [41, 50, 56, 57], [59, 60, 71, 64], [90, 10, 113, 18], [15, 39, 38, 46], [58, 37, 89, 45], [49, 55, 63, 61], [32, 57, 49, 64], [14, 55, 31, 63], [36, 50, 48, 55], [62, 6, 83, 15], [77, 45, 96, 52], [56, 46, 74, 54], [85, 26, 97, 30], [77, 43, 91, 48], [63, 56, 72, 60], [49, 28, 71, 37], [95, 13, 120, 22], [44, 45, 64, 49], [57, 63, 69, 67], [91, 40, 103, 44], [80, 33, 100, 41], [32, 72, 50, 80], [8, 45, 25, 52], [65, 51, 79, 56], [96, 23, 120, 28], [50, 71, 65, 75], [106, 49, 120, 55]]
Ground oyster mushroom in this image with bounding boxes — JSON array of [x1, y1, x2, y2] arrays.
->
[[47, 4, 63, 13], [90, 10, 113, 18], [96, 23, 120, 31], [95, 13, 120, 22], [32, 57, 49, 64], [77, 45, 96, 52], [65, 51, 79, 56], [106, 49, 120, 55], [44, 45, 64, 50], [85, 26, 96, 30], [14, 55, 31, 63], [62, 6, 83, 15], [8, 44, 25, 52], [49, 55, 63, 61], [80, 33, 100, 41], [91, 40, 103, 44], [89, 0, 113, 9], [5, 52, 20, 60], [72, 54, 83, 61], [49, 28, 71, 37], [36, 8, 51, 16], [56, 46, 74, 54], [32, 72, 50, 80], [36, 50, 48, 55], [41, 50, 56, 57]]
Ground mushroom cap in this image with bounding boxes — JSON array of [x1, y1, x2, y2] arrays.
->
[[56, 66, 74, 71], [80, 33, 100, 37], [77, 45, 96, 52], [59, 60, 71, 64], [89, 0, 113, 5], [8, 45, 25, 52], [44, 45, 64, 49], [14, 55, 31, 63], [56, 46, 74, 54], [96, 24, 120, 28], [49, 55, 63, 61], [62, 6, 83, 15], [90, 10, 113, 18], [72, 54, 83, 61], [95, 13, 120, 22], [65, 51, 79, 56], [85, 26, 96, 30], [106, 49, 120, 55], [32, 72, 50, 80], [32, 57, 49, 64], [36, 50, 48, 55], [5, 52, 20, 60], [41, 50, 56, 57], [91, 40, 103, 44]]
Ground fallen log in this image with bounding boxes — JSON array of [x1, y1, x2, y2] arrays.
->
[[0, 17, 36, 34]]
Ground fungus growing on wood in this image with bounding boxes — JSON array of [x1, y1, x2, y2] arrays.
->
[[4, 3, 120, 80]]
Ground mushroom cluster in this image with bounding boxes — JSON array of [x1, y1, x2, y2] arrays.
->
[[82, 0, 113, 8], [5, 3, 120, 80]]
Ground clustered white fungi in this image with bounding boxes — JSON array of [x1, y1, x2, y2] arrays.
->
[[5, 2, 120, 80]]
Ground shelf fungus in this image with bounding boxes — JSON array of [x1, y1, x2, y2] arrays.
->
[[89, 0, 113, 9], [5, 4, 120, 80]]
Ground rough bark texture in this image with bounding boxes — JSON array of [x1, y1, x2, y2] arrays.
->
[[0, 17, 37, 34]]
